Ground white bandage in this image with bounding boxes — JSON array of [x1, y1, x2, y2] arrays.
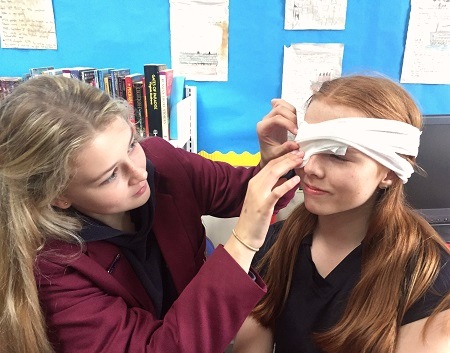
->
[[294, 118, 421, 183]]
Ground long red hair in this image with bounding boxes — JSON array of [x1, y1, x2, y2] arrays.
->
[[252, 75, 450, 353]]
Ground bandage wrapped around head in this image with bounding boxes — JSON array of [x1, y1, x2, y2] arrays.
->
[[294, 118, 422, 183]]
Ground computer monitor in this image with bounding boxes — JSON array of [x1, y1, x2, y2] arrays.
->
[[404, 115, 450, 242]]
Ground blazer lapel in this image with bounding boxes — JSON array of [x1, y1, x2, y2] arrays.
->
[[85, 242, 155, 312]]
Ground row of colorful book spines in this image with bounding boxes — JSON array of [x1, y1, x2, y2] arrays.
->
[[0, 73, 155, 140], [24, 66, 134, 98], [0, 76, 146, 137], [21, 66, 160, 97], [0, 77, 24, 100], [2, 65, 172, 94], [0, 70, 144, 112], [1, 66, 182, 141]]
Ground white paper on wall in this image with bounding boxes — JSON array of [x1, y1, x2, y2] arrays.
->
[[282, 43, 344, 121], [0, 0, 57, 49], [285, 0, 348, 30], [401, 0, 450, 84], [169, 0, 229, 82]]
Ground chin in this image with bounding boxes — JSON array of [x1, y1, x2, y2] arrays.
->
[[142, 190, 151, 203], [304, 201, 335, 216], [136, 190, 151, 207]]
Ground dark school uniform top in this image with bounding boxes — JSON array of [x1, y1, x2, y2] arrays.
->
[[253, 221, 450, 353]]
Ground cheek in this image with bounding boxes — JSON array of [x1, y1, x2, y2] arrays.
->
[[133, 144, 147, 167], [71, 186, 128, 213], [85, 194, 116, 211], [346, 170, 380, 198]]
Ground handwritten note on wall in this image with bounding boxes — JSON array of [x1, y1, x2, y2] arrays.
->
[[0, 0, 57, 49], [401, 0, 450, 84]]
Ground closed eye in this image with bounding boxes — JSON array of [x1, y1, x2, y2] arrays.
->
[[330, 154, 348, 162]]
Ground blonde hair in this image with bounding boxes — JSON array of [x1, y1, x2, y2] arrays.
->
[[253, 75, 450, 353], [0, 76, 131, 353]]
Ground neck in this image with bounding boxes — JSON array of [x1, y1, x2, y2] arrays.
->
[[93, 211, 135, 232], [314, 200, 375, 250], [114, 212, 135, 232], [311, 212, 367, 278]]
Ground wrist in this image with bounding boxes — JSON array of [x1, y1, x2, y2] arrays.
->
[[232, 229, 260, 252], [224, 233, 258, 273]]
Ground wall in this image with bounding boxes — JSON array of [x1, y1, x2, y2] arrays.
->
[[1, 0, 449, 158]]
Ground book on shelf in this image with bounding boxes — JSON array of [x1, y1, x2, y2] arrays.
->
[[124, 73, 145, 130], [117, 76, 127, 99], [110, 68, 130, 98], [159, 68, 174, 140], [131, 79, 147, 138], [143, 63, 167, 137], [161, 68, 174, 109], [141, 76, 150, 137], [0, 76, 23, 100], [96, 68, 114, 91], [62, 67, 95, 80], [104, 75, 112, 96], [80, 69, 98, 87], [29, 66, 54, 77], [169, 75, 186, 140], [42, 68, 64, 76]]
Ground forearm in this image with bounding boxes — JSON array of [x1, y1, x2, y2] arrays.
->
[[397, 309, 450, 353], [232, 316, 274, 353]]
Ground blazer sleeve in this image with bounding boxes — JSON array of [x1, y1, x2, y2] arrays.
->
[[141, 137, 295, 217], [37, 244, 266, 353]]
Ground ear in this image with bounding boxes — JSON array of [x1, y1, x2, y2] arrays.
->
[[51, 198, 71, 209], [378, 170, 396, 189]]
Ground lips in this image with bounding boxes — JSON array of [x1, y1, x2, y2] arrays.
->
[[134, 182, 147, 196], [302, 181, 326, 193]]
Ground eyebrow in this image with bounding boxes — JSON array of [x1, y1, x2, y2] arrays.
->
[[90, 126, 134, 184]]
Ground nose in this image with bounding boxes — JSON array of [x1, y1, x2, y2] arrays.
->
[[128, 163, 148, 185], [302, 154, 325, 178]]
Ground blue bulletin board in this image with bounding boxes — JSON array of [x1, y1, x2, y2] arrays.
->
[[1, 0, 449, 165]]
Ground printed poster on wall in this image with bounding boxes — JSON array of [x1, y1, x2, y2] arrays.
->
[[169, 0, 229, 81]]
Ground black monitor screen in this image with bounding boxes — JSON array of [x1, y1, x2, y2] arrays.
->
[[404, 115, 450, 242]]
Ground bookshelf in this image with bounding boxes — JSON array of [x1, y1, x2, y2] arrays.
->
[[0, 69, 197, 154], [2, 0, 450, 165]]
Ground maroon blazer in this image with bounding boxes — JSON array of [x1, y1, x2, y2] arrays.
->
[[36, 137, 294, 353]]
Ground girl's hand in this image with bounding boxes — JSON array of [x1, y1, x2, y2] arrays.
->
[[224, 150, 303, 271], [257, 99, 300, 169]]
